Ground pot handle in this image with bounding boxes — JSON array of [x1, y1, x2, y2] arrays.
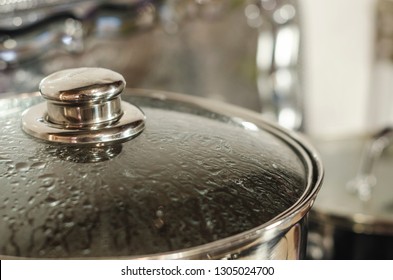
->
[[346, 127, 393, 201]]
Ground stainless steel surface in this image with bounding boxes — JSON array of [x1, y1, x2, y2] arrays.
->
[[347, 128, 393, 201], [21, 68, 145, 144], [40, 67, 125, 125], [254, 0, 302, 131], [0, 80, 323, 259], [0, 0, 155, 66], [0, 0, 228, 67], [0, 0, 261, 113], [0, 0, 95, 30], [0, 0, 302, 121], [307, 135, 393, 259]]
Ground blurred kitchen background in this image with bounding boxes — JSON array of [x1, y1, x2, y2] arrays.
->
[[1, 0, 392, 259]]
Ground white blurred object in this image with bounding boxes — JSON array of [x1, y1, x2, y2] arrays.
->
[[301, 0, 376, 137]]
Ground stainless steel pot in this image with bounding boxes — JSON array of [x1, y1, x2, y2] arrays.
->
[[307, 131, 393, 259], [0, 67, 322, 259]]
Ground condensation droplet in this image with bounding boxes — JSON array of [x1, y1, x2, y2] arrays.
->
[[64, 221, 75, 228], [15, 162, 30, 172], [18, 207, 26, 214], [156, 208, 164, 218], [45, 196, 60, 207], [39, 174, 56, 190], [82, 200, 93, 209], [0, 155, 10, 161], [28, 196, 35, 205], [31, 162, 46, 169], [10, 180, 19, 187], [206, 220, 214, 230]]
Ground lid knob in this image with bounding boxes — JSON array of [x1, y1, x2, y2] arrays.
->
[[39, 68, 125, 128], [22, 68, 145, 145]]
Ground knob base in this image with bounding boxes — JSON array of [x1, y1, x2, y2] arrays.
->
[[22, 101, 145, 145]]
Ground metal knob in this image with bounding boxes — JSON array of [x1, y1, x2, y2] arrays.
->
[[22, 67, 145, 145]]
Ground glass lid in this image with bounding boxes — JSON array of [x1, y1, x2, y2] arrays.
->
[[0, 68, 315, 258]]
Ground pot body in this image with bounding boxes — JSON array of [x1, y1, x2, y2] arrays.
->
[[153, 215, 309, 260], [1, 215, 309, 260]]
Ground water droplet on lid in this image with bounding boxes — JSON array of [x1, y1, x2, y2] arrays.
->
[[0, 155, 10, 162], [15, 162, 30, 172], [28, 196, 35, 205], [39, 174, 55, 180], [64, 221, 75, 228], [156, 208, 164, 218], [45, 196, 60, 207], [39, 174, 56, 190], [234, 179, 243, 185], [31, 162, 46, 169], [10, 181, 19, 187], [82, 199, 93, 209]]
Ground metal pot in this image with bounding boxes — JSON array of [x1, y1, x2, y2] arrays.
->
[[0, 67, 322, 259], [307, 130, 393, 259]]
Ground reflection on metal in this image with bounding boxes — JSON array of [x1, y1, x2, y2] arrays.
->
[[376, 0, 393, 60], [1, 0, 303, 125], [0, 1, 156, 67], [22, 68, 146, 145], [248, 0, 302, 131], [0, 0, 232, 68]]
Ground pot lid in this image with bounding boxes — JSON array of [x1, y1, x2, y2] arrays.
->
[[310, 135, 393, 235], [0, 68, 322, 258]]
